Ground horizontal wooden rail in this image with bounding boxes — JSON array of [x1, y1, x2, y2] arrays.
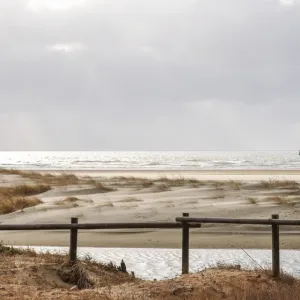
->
[[175, 217, 300, 225], [175, 214, 289, 279], [0, 222, 201, 231]]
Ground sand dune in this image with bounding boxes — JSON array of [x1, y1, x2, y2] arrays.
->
[[1, 169, 300, 249]]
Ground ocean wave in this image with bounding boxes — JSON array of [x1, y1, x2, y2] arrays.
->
[[1, 163, 52, 168], [143, 162, 164, 166], [72, 160, 122, 164], [213, 161, 245, 166], [186, 159, 205, 162], [1, 151, 300, 170]]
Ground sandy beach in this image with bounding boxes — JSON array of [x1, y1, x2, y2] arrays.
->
[[1, 169, 300, 249]]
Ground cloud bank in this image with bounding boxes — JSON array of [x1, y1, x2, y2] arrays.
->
[[0, 0, 299, 150]]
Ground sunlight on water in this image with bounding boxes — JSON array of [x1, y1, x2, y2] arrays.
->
[[16, 246, 300, 280], [0, 151, 299, 170]]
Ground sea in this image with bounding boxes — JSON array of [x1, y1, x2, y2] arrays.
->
[[0, 151, 299, 170]]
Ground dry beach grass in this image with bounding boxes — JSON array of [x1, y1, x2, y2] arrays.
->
[[1, 168, 300, 249], [0, 183, 50, 214], [0, 168, 300, 298], [0, 244, 299, 300]]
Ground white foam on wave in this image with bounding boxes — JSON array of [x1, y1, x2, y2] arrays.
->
[[16, 246, 300, 280], [1, 151, 300, 170]]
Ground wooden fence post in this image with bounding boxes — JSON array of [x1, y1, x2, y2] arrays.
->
[[69, 217, 78, 264], [182, 212, 190, 275], [272, 214, 280, 278]]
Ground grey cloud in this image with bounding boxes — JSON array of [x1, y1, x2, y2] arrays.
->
[[0, 0, 300, 149]]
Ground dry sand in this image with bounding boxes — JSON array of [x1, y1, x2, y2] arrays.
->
[[1, 169, 300, 249]]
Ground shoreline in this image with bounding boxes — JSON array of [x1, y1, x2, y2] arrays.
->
[[3, 230, 300, 250], [21, 169, 300, 173]]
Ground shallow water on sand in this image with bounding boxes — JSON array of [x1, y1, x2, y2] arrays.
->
[[16, 246, 300, 280]]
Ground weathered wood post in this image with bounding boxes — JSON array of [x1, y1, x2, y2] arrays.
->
[[69, 217, 78, 264], [272, 214, 280, 278], [182, 212, 190, 275]]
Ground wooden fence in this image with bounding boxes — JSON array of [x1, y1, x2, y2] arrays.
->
[[176, 213, 296, 278], [0, 213, 298, 278], [0, 213, 200, 272]]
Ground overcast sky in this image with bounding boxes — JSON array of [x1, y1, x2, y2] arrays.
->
[[0, 0, 300, 150]]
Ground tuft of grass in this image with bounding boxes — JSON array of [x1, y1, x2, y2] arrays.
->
[[111, 176, 154, 189], [0, 168, 80, 185], [247, 197, 258, 204], [212, 262, 242, 270], [121, 203, 139, 209], [0, 196, 42, 214], [118, 197, 143, 203], [165, 203, 175, 208], [0, 183, 47, 214], [211, 181, 225, 190], [100, 200, 114, 208], [154, 176, 203, 188], [0, 168, 117, 192], [212, 193, 226, 199], [153, 183, 170, 193], [266, 196, 293, 205], [260, 268, 296, 285], [58, 261, 95, 289], [208, 262, 296, 283], [209, 180, 243, 191], [259, 180, 300, 190], [0, 184, 51, 197], [227, 180, 242, 190], [110, 175, 205, 189], [64, 196, 79, 202], [0, 168, 24, 175], [25, 172, 80, 186], [140, 180, 155, 188], [0, 241, 37, 256], [185, 199, 199, 205], [55, 196, 79, 206], [94, 181, 116, 193]]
